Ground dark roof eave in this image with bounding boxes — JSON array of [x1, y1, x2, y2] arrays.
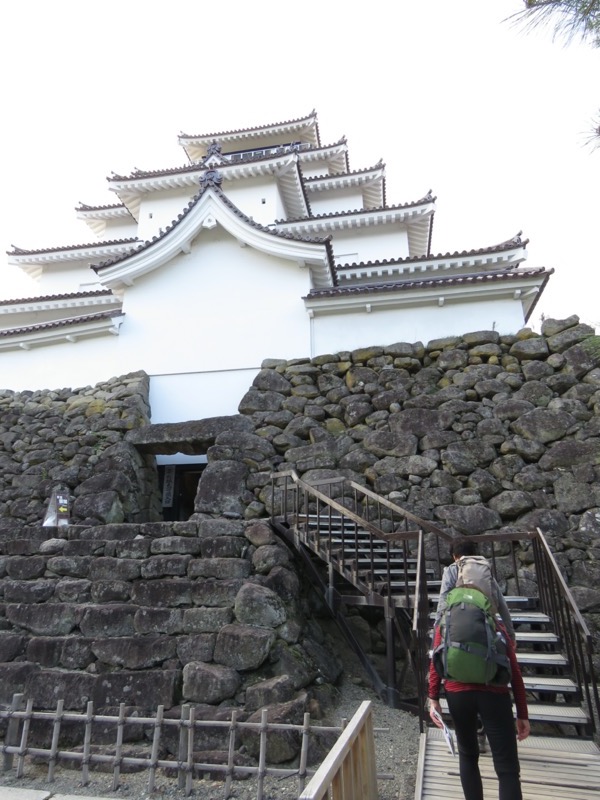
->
[[303, 267, 554, 300], [0, 310, 125, 338], [7, 238, 139, 257], [276, 196, 437, 226], [335, 236, 529, 271], [0, 289, 115, 307], [179, 111, 318, 143]]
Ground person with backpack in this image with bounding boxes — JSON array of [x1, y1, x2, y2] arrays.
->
[[428, 573, 530, 799], [435, 538, 516, 645]]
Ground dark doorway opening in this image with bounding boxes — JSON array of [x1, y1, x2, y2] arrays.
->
[[158, 464, 206, 521]]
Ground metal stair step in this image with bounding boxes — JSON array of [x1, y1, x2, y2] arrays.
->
[[517, 651, 569, 667], [510, 611, 551, 625], [427, 592, 536, 612], [522, 675, 578, 694], [515, 631, 559, 645], [327, 539, 410, 551], [331, 547, 415, 560], [439, 698, 589, 727]]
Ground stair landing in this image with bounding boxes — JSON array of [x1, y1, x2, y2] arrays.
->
[[416, 728, 600, 799]]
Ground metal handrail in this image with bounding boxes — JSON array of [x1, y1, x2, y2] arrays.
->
[[532, 527, 600, 732], [271, 470, 437, 604], [412, 531, 430, 733]]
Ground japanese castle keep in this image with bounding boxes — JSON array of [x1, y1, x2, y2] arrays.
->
[[2, 111, 552, 424]]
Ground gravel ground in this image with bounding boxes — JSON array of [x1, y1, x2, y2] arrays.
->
[[0, 635, 422, 799]]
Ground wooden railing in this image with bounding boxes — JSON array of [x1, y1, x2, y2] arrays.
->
[[298, 700, 378, 800], [0, 694, 361, 799]]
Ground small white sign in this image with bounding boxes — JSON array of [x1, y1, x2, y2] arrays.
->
[[162, 466, 176, 508]]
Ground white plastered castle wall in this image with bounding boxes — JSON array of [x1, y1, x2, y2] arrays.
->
[[310, 296, 527, 355], [332, 225, 411, 264], [1, 225, 314, 422]]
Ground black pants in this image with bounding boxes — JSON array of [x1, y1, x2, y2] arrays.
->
[[446, 690, 522, 800]]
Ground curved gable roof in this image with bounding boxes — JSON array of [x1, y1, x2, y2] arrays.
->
[[93, 179, 336, 291]]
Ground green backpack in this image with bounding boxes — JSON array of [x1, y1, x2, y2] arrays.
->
[[433, 586, 511, 685]]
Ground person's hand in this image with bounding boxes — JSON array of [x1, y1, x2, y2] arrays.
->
[[429, 699, 443, 728], [516, 719, 530, 741]]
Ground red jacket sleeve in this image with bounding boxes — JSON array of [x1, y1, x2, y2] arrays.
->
[[428, 625, 442, 700], [506, 629, 528, 720]]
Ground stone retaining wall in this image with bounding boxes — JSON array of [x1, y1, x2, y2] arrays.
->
[[188, 315, 600, 642], [1, 313, 600, 719], [0, 370, 161, 530], [0, 517, 342, 724]]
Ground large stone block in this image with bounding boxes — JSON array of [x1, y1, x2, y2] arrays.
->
[[94, 669, 179, 711], [200, 535, 246, 559], [26, 668, 97, 710], [234, 583, 287, 628], [188, 558, 251, 580], [0, 633, 26, 661], [131, 579, 192, 607], [89, 557, 141, 581], [182, 661, 240, 704], [6, 556, 46, 580], [213, 623, 275, 670], [72, 491, 125, 525], [3, 579, 55, 604], [150, 536, 202, 555], [191, 578, 243, 608], [182, 606, 233, 633], [91, 636, 176, 669], [80, 605, 137, 637], [90, 580, 132, 603], [134, 606, 184, 635], [511, 408, 577, 443], [251, 544, 291, 575], [6, 603, 81, 635], [140, 554, 191, 578], [0, 662, 39, 704], [241, 695, 307, 763], [195, 461, 249, 518], [176, 633, 216, 665]]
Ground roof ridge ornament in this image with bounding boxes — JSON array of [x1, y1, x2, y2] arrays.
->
[[206, 140, 222, 158], [200, 170, 223, 189]]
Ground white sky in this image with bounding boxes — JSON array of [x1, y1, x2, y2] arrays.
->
[[1, 0, 598, 329]]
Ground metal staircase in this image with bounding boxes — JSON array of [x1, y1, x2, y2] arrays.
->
[[269, 470, 600, 798]]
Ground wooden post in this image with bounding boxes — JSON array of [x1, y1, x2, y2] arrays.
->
[[16, 698, 34, 779], [297, 711, 311, 793], [178, 704, 190, 790], [111, 702, 126, 791], [47, 698, 64, 782], [256, 708, 268, 800], [185, 705, 195, 796], [224, 709, 238, 799], [3, 693, 24, 772], [148, 704, 164, 793], [81, 701, 94, 786]]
